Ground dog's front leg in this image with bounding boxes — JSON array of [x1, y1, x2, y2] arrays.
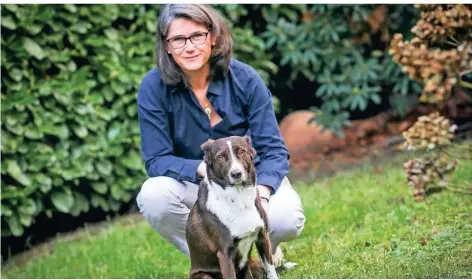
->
[[217, 251, 236, 279], [256, 230, 278, 279]]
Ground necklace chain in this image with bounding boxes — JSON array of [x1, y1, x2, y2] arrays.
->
[[197, 95, 211, 121]]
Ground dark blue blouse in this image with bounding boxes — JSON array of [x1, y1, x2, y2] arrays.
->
[[137, 58, 289, 193]]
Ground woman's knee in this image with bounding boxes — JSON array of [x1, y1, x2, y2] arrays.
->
[[269, 206, 306, 242], [136, 176, 182, 222], [268, 178, 306, 243]]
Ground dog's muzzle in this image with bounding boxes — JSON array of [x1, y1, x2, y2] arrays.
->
[[228, 168, 247, 185]]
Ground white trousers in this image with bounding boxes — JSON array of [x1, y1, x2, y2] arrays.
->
[[136, 176, 306, 258]]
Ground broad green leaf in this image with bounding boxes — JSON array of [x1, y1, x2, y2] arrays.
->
[[64, 4, 77, 13], [28, 24, 43, 35], [74, 104, 92, 115], [53, 92, 72, 106], [107, 127, 121, 141], [104, 28, 118, 40], [7, 159, 32, 186], [107, 144, 125, 157], [1, 204, 14, 217], [68, 61, 77, 71], [5, 214, 24, 236], [110, 185, 125, 200], [3, 4, 18, 12], [72, 66, 90, 89], [34, 173, 53, 193], [1, 185, 24, 199], [121, 192, 133, 202], [70, 192, 89, 216], [91, 182, 108, 194], [42, 123, 70, 139], [24, 124, 44, 139], [126, 104, 137, 117], [23, 38, 45, 60], [1, 16, 17, 30], [59, 167, 84, 181], [85, 36, 104, 47], [72, 21, 89, 34], [114, 164, 128, 178], [35, 6, 56, 22], [95, 107, 114, 121], [91, 194, 109, 211], [96, 159, 112, 176], [8, 68, 23, 82], [5, 122, 24, 135], [19, 212, 33, 227], [371, 94, 381, 104], [119, 151, 143, 170], [35, 143, 54, 153], [19, 199, 37, 215], [50, 191, 74, 213], [86, 93, 104, 105], [108, 199, 121, 212], [73, 126, 88, 138], [2, 91, 36, 111]]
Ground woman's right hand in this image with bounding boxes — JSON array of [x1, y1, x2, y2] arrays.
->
[[197, 161, 207, 179]]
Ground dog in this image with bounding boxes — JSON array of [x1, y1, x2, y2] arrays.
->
[[185, 136, 278, 279]]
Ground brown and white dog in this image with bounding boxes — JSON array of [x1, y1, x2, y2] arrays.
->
[[185, 136, 278, 279]]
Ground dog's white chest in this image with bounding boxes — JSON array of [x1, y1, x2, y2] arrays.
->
[[205, 182, 264, 239]]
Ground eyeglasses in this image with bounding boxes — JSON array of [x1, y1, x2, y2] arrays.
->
[[166, 30, 211, 49]]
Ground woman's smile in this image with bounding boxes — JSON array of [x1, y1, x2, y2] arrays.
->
[[184, 54, 200, 60]]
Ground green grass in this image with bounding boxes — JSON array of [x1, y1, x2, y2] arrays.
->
[[2, 150, 472, 279]]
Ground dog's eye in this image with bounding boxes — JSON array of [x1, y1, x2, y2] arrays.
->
[[238, 149, 246, 156], [217, 154, 224, 160]]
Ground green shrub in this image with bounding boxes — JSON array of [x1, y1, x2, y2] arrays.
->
[[257, 4, 423, 136]]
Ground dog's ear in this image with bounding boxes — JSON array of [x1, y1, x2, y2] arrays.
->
[[244, 135, 257, 158], [201, 139, 215, 165], [201, 139, 214, 153]]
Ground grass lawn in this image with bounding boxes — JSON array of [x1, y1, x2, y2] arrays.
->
[[2, 148, 472, 279]]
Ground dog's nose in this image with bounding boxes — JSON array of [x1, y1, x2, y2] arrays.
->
[[230, 171, 242, 179]]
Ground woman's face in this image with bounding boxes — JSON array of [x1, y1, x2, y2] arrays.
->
[[166, 18, 216, 76]]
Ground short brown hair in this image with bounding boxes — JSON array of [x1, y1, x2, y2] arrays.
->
[[156, 4, 233, 88]]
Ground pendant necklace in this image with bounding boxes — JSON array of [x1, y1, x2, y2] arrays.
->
[[204, 106, 211, 121]]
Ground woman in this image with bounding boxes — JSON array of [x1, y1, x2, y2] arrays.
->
[[136, 4, 305, 266]]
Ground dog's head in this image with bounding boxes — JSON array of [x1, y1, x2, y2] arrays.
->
[[201, 136, 257, 187]]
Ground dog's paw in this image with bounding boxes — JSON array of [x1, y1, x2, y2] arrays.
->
[[266, 268, 278, 279], [262, 261, 278, 279]]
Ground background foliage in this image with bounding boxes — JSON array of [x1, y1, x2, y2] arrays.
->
[[391, 4, 472, 202], [255, 4, 423, 133], [1, 4, 422, 238]]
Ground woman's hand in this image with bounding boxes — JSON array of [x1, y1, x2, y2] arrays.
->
[[257, 184, 272, 215], [197, 161, 207, 179]]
